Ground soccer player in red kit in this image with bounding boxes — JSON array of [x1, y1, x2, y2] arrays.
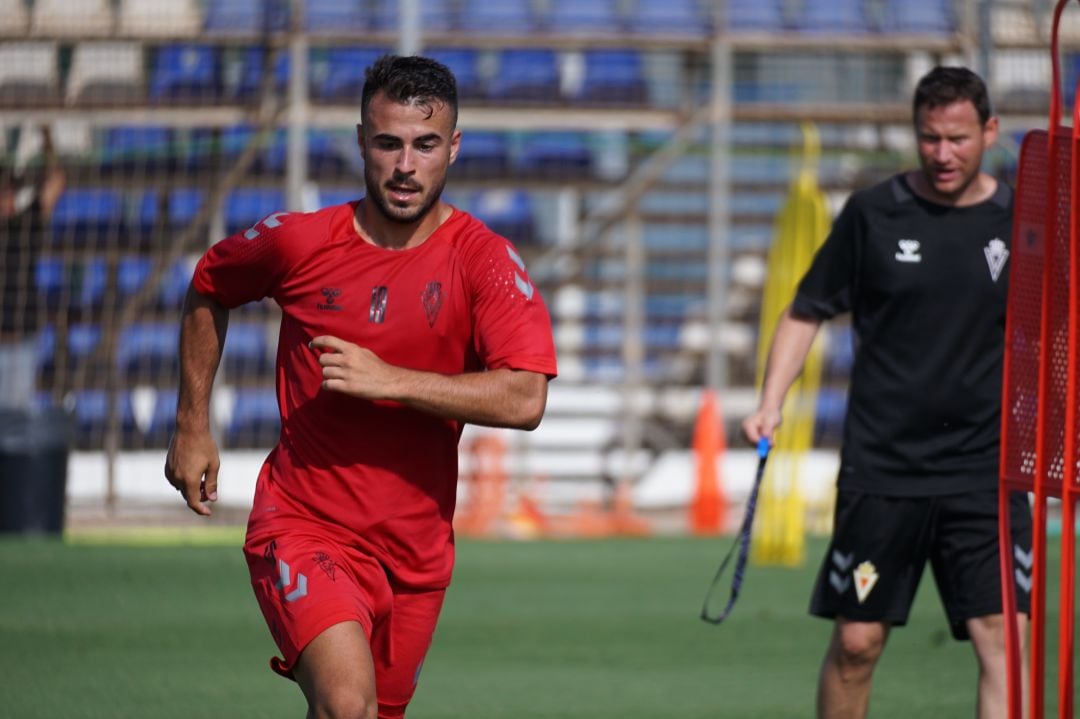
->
[[164, 55, 557, 719]]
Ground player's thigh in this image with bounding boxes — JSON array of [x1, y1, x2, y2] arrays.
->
[[810, 490, 934, 624], [294, 620, 377, 716], [244, 529, 392, 677], [931, 489, 1032, 639], [372, 587, 447, 719]]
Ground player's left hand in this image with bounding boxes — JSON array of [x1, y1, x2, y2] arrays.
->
[[310, 335, 397, 400]]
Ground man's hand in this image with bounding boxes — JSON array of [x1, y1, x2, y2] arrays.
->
[[741, 407, 782, 446], [310, 335, 397, 400], [164, 428, 220, 516]]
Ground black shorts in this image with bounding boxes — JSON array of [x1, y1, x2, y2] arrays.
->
[[809, 488, 1032, 640]]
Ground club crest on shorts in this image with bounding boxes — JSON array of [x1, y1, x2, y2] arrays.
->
[[854, 561, 879, 604]]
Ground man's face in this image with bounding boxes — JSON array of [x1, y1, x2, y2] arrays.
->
[[357, 91, 460, 225], [914, 99, 998, 203]]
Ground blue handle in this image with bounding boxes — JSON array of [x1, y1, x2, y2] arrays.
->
[[757, 437, 770, 459]]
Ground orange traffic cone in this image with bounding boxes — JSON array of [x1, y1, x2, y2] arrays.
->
[[690, 389, 727, 534]]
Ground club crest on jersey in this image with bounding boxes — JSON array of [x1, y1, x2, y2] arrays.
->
[[369, 286, 388, 324], [854, 561, 879, 604], [895, 239, 922, 263], [318, 287, 343, 311], [984, 238, 1009, 282], [422, 281, 444, 327]]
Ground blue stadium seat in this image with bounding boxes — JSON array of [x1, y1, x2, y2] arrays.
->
[[794, 0, 868, 33], [882, 0, 953, 33], [117, 255, 154, 298], [261, 129, 353, 176], [547, 0, 622, 33], [489, 49, 560, 102], [646, 260, 707, 281], [372, 0, 452, 32], [585, 323, 682, 351], [581, 357, 668, 383], [34, 257, 64, 303], [472, 190, 534, 244], [34, 256, 107, 309], [227, 387, 281, 446], [36, 324, 103, 371], [204, 0, 288, 34], [157, 259, 195, 310], [100, 126, 175, 173], [132, 189, 161, 239], [578, 49, 647, 104], [146, 389, 178, 439], [225, 188, 286, 234], [168, 188, 206, 228], [50, 189, 126, 241], [69, 389, 135, 447], [628, 0, 708, 36], [639, 191, 707, 216], [232, 47, 290, 101], [117, 322, 180, 374], [149, 44, 222, 103], [74, 257, 108, 308], [459, 0, 535, 34], [515, 131, 592, 177], [643, 223, 708, 251], [451, 131, 510, 178], [827, 324, 855, 374], [725, 0, 784, 31], [318, 188, 358, 209], [218, 124, 264, 163], [305, 0, 367, 33], [222, 321, 273, 376], [425, 48, 483, 100], [644, 294, 703, 319], [814, 387, 847, 446], [314, 47, 390, 102]]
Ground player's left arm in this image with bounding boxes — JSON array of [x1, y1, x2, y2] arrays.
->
[[309, 335, 548, 430]]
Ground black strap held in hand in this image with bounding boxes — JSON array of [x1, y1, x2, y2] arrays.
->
[[700, 437, 770, 625]]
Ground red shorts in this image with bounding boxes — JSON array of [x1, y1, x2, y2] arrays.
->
[[244, 529, 446, 719]]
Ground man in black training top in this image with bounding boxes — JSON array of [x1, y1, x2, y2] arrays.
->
[[742, 67, 1030, 719]]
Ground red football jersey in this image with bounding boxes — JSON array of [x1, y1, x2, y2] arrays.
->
[[193, 202, 557, 588]]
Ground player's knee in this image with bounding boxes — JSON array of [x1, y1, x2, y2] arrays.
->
[[308, 687, 377, 719], [832, 623, 886, 671]]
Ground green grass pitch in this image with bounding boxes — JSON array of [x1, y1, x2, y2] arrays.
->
[[0, 535, 1069, 718]]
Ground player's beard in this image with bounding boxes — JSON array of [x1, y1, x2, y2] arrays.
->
[[365, 166, 447, 225]]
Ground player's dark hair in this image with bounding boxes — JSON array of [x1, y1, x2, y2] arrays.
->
[[361, 54, 458, 128], [913, 66, 992, 125]]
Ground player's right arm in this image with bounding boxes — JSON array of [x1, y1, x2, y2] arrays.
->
[[165, 285, 229, 516], [741, 305, 822, 445], [162, 209, 307, 514]]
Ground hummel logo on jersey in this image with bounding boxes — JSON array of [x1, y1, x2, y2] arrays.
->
[[984, 238, 1009, 282], [895, 239, 922, 263], [318, 287, 344, 311], [506, 246, 535, 300]]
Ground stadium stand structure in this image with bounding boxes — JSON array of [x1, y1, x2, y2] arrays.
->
[[0, 0, 1028, 520]]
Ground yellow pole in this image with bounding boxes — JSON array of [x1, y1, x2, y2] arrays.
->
[[752, 123, 831, 566]]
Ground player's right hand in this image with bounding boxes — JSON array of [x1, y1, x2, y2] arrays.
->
[[164, 428, 220, 517], [741, 407, 782, 446]]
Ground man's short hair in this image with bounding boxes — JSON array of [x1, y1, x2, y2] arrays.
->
[[361, 54, 458, 128], [913, 66, 992, 125]]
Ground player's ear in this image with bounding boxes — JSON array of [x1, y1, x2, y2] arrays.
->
[[982, 115, 999, 147], [448, 129, 461, 166]]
